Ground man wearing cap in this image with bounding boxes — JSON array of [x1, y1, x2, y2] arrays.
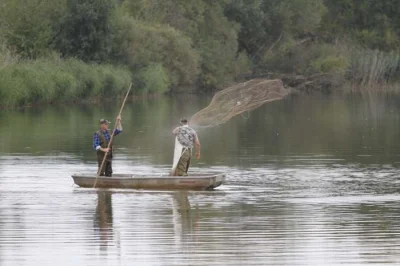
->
[[172, 118, 201, 176], [93, 115, 123, 177]]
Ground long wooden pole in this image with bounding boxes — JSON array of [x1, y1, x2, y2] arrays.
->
[[93, 83, 133, 188]]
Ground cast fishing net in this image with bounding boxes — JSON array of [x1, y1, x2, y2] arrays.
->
[[190, 79, 290, 128]]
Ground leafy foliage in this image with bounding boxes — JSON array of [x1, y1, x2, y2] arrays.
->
[[0, 57, 131, 107], [112, 16, 200, 88], [122, 0, 248, 89], [2, 0, 400, 107], [53, 0, 117, 61], [322, 0, 400, 51], [136, 64, 170, 94], [0, 0, 65, 58], [311, 56, 349, 74]]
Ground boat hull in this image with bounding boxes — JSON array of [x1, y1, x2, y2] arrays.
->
[[72, 173, 225, 190]]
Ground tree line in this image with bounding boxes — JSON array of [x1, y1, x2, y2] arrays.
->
[[1, 0, 400, 106]]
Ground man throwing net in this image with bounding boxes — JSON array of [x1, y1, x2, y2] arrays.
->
[[171, 118, 201, 176]]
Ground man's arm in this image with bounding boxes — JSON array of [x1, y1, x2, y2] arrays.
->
[[194, 133, 201, 159], [93, 133, 101, 151], [114, 115, 123, 136], [172, 127, 180, 135]]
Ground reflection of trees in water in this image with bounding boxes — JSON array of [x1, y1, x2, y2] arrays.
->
[[94, 191, 113, 253], [4, 94, 400, 166], [0, 96, 207, 164]]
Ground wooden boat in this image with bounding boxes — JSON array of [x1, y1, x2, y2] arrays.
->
[[72, 173, 225, 190]]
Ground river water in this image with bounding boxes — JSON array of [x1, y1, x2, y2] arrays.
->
[[0, 93, 400, 266]]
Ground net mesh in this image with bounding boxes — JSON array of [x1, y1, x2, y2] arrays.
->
[[190, 79, 290, 128]]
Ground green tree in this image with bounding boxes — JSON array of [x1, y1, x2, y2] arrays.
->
[[224, 0, 267, 57], [225, 0, 326, 67], [0, 0, 65, 58], [53, 0, 117, 62], [111, 15, 200, 89], [121, 0, 249, 90], [264, 0, 326, 38], [193, 1, 249, 89], [322, 0, 400, 51]]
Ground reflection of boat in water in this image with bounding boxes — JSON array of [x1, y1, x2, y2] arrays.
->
[[94, 191, 114, 252], [91, 190, 200, 258], [72, 173, 225, 190]]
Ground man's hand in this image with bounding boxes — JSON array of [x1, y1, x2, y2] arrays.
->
[[102, 148, 110, 153], [115, 115, 123, 132], [196, 152, 201, 160]]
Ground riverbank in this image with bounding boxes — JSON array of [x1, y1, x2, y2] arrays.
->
[[241, 71, 400, 94], [2, 58, 400, 110], [0, 58, 132, 109]]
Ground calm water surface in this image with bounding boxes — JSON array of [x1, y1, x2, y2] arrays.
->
[[0, 93, 400, 266]]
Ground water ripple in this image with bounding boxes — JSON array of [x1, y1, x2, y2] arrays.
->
[[0, 154, 399, 265]]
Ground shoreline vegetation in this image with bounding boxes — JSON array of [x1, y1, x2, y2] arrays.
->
[[0, 56, 132, 108], [1, 0, 400, 109]]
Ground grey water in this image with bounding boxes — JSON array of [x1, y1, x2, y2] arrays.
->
[[0, 93, 400, 266]]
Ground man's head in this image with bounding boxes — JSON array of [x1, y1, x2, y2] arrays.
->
[[100, 119, 110, 130], [180, 118, 188, 126]]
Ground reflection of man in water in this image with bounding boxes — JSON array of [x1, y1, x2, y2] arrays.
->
[[171, 192, 193, 243], [95, 191, 113, 252], [172, 118, 201, 176]]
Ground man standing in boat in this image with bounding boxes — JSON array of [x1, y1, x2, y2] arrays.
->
[[172, 118, 201, 176], [93, 116, 122, 177]]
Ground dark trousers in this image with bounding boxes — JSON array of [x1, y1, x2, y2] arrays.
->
[[175, 148, 192, 176], [97, 153, 113, 177]]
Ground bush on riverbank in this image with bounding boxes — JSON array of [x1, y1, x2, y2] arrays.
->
[[256, 38, 400, 90], [135, 64, 170, 94], [111, 17, 200, 90], [0, 57, 131, 107]]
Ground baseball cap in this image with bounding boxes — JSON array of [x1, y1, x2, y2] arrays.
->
[[100, 119, 111, 124]]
